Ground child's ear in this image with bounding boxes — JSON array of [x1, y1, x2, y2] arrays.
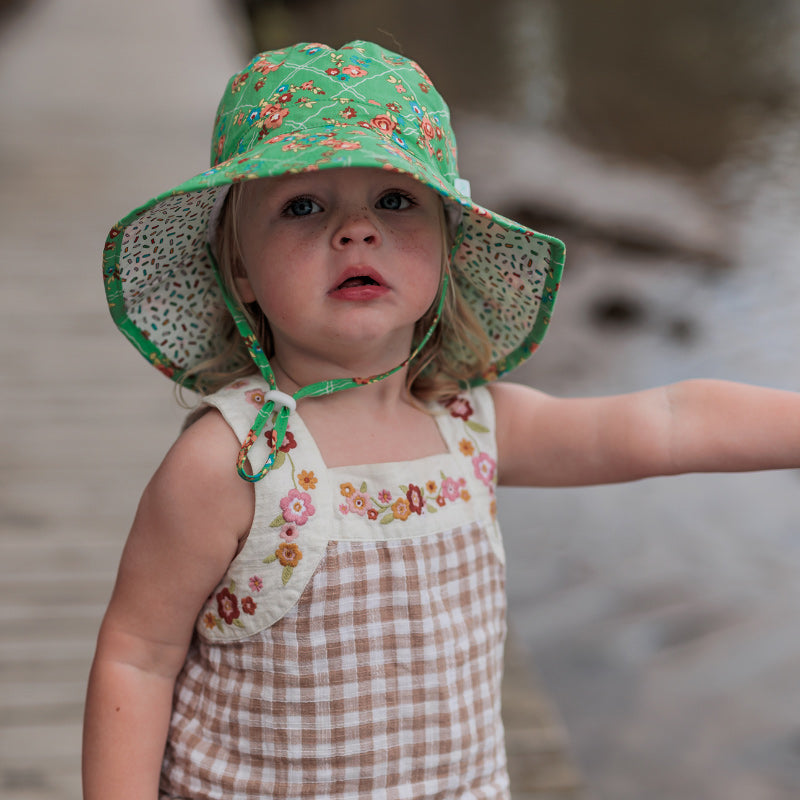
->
[[233, 258, 256, 303]]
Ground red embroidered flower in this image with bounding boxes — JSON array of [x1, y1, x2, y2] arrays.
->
[[216, 588, 239, 625], [276, 542, 303, 567], [367, 508, 379, 520], [265, 429, 297, 452], [342, 106, 357, 119], [277, 92, 293, 103], [342, 65, 367, 77], [325, 67, 340, 76], [406, 484, 424, 515], [445, 396, 474, 420], [241, 596, 257, 615]]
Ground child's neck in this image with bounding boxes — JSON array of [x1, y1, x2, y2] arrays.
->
[[269, 361, 448, 468]]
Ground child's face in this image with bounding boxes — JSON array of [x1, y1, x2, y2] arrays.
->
[[235, 167, 444, 372]]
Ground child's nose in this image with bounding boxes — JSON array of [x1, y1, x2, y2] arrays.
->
[[332, 208, 381, 248]]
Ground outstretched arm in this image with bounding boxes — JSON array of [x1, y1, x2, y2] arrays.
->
[[491, 379, 800, 487], [82, 411, 253, 800]]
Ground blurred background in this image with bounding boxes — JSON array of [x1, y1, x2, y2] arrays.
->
[[1, 1, 799, 798]]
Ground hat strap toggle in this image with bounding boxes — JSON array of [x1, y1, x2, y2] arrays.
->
[[207, 244, 447, 482]]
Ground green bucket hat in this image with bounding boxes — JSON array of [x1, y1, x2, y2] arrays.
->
[[102, 40, 564, 479]]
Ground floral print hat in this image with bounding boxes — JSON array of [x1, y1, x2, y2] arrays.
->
[[103, 40, 564, 480]]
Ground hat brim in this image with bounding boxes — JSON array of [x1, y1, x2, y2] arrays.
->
[[103, 124, 564, 389]]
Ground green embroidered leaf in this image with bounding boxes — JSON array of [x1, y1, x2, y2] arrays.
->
[[282, 565, 293, 585], [466, 420, 490, 434], [380, 512, 394, 525], [215, 618, 224, 633], [233, 618, 245, 628], [270, 514, 286, 528], [360, 481, 368, 494], [400, 484, 408, 493], [263, 554, 277, 564], [426, 502, 438, 513], [273, 450, 286, 470], [229, 580, 236, 593]]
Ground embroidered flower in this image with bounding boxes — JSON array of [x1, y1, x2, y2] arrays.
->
[[347, 491, 372, 516], [275, 542, 302, 567], [245, 388, 266, 407], [203, 612, 217, 630], [392, 497, 411, 520], [445, 396, 474, 420], [342, 106, 356, 119], [378, 489, 392, 503], [216, 587, 239, 625], [406, 484, 424, 515], [241, 596, 257, 615], [371, 114, 397, 135], [266, 429, 297, 452], [472, 452, 497, 486], [259, 103, 289, 129], [298, 470, 317, 490], [280, 489, 315, 525], [340, 482, 356, 497], [459, 439, 475, 456], [461, 489, 471, 501], [280, 524, 301, 542], [440, 476, 462, 502], [426, 480, 438, 494], [248, 576, 263, 593], [342, 64, 367, 77], [367, 508, 379, 520]]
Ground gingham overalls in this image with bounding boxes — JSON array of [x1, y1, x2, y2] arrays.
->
[[160, 376, 508, 799]]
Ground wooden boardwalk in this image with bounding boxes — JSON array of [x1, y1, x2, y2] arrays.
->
[[0, 2, 582, 797]]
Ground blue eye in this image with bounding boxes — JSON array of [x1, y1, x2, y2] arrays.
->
[[377, 191, 413, 211], [283, 196, 321, 216]]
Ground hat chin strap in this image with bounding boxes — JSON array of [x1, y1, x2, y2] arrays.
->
[[207, 244, 448, 482]]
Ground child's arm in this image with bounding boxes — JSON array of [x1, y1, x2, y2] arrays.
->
[[82, 411, 254, 800], [491, 379, 800, 487]]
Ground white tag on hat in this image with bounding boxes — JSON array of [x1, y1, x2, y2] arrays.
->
[[454, 178, 471, 198]]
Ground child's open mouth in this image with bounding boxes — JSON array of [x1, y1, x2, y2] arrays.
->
[[330, 270, 389, 301]]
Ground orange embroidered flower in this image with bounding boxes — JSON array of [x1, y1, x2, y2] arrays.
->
[[460, 489, 471, 502], [392, 497, 411, 521], [426, 480, 438, 494], [298, 470, 317, 490], [275, 542, 302, 567], [459, 439, 475, 456], [340, 482, 356, 497], [203, 612, 217, 630]]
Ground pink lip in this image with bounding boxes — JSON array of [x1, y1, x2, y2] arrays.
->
[[328, 266, 390, 301]]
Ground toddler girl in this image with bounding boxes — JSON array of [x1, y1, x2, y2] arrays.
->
[[84, 41, 800, 799]]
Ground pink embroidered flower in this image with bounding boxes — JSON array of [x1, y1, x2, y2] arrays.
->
[[406, 484, 424, 515], [241, 596, 257, 615], [216, 588, 239, 625], [445, 396, 473, 420], [342, 65, 367, 77], [280, 524, 300, 542], [347, 491, 372, 516], [339, 503, 349, 515], [280, 489, 315, 525], [472, 452, 496, 486], [248, 576, 263, 593], [440, 476, 461, 502], [378, 489, 392, 504]]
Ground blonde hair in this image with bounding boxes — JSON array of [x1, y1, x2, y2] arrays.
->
[[181, 180, 492, 403]]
